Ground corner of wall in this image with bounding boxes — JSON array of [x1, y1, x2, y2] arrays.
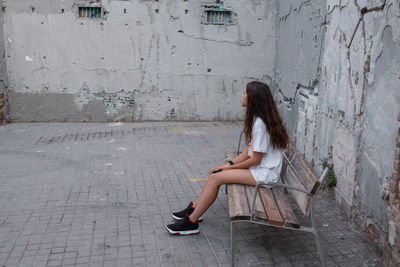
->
[[0, 0, 9, 124]]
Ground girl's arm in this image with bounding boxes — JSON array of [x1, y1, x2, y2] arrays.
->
[[223, 151, 262, 170], [230, 148, 250, 164], [210, 149, 257, 174]]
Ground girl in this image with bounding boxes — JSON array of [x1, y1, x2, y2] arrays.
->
[[166, 81, 289, 235]]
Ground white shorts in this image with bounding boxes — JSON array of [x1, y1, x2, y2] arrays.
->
[[249, 165, 280, 186]]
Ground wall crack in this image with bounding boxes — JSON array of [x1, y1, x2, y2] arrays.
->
[[178, 30, 254, 46]]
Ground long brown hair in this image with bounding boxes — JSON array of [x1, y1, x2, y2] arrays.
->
[[244, 81, 289, 150]]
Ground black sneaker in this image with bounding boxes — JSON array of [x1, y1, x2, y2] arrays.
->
[[166, 214, 199, 235], [172, 202, 203, 222]]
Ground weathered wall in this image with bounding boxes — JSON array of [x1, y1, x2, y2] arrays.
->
[[276, 0, 400, 251], [275, 0, 326, 160], [2, 0, 276, 122], [0, 1, 9, 123], [383, 125, 400, 266]]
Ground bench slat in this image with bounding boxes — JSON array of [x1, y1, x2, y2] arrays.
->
[[258, 187, 284, 226], [285, 166, 311, 215], [245, 186, 267, 220], [228, 184, 250, 219], [272, 188, 300, 228], [290, 150, 319, 194]]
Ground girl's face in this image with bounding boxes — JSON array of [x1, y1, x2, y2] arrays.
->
[[241, 89, 248, 107]]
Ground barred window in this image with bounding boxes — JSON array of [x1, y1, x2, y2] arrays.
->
[[79, 7, 102, 18], [203, 2, 232, 25], [206, 10, 231, 24]]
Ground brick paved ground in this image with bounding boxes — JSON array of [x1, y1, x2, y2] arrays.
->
[[0, 122, 382, 267]]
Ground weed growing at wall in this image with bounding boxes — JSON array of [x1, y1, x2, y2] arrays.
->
[[321, 158, 337, 188]]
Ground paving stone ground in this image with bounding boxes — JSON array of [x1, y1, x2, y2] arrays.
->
[[0, 122, 382, 267]]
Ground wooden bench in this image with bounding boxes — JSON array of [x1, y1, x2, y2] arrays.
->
[[225, 141, 329, 266]]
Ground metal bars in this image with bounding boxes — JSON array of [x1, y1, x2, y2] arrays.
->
[[205, 10, 232, 24], [79, 7, 102, 19]]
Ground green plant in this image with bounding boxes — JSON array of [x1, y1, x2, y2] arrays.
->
[[321, 158, 337, 188]]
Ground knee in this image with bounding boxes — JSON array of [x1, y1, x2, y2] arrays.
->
[[207, 173, 217, 183], [207, 174, 221, 187]]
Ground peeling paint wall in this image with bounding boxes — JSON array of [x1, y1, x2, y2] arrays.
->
[[2, 0, 276, 122], [383, 126, 400, 266], [276, 0, 400, 251], [275, 0, 326, 140], [0, 1, 9, 123]]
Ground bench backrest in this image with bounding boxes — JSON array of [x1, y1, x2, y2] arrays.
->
[[282, 143, 327, 216]]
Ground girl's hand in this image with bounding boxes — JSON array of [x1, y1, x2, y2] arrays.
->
[[210, 164, 229, 175]]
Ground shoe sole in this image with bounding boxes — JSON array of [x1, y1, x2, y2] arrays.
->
[[165, 226, 200, 235], [171, 214, 203, 222]]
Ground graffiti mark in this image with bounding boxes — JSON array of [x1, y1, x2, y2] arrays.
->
[[138, 135, 152, 141], [165, 108, 176, 120], [176, 134, 209, 145], [35, 124, 228, 145], [187, 177, 208, 182], [184, 130, 205, 135], [75, 83, 96, 111], [165, 133, 183, 138], [125, 96, 135, 107], [103, 91, 135, 114]]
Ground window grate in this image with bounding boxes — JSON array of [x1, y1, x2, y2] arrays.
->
[[79, 6, 102, 18], [203, 2, 232, 25], [206, 10, 231, 24]]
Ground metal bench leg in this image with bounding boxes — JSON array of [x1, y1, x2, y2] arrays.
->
[[231, 220, 235, 267], [314, 231, 325, 267], [311, 208, 326, 267]]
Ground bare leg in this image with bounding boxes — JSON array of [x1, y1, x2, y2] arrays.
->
[[193, 178, 210, 208], [193, 170, 222, 208], [190, 169, 256, 221]]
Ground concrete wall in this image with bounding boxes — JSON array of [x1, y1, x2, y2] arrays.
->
[[2, 0, 276, 122], [383, 126, 400, 266], [276, 0, 400, 251], [0, 1, 9, 122], [275, 0, 326, 155]]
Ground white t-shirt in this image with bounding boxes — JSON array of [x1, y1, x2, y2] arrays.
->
[[248, 117, 283, 184]]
